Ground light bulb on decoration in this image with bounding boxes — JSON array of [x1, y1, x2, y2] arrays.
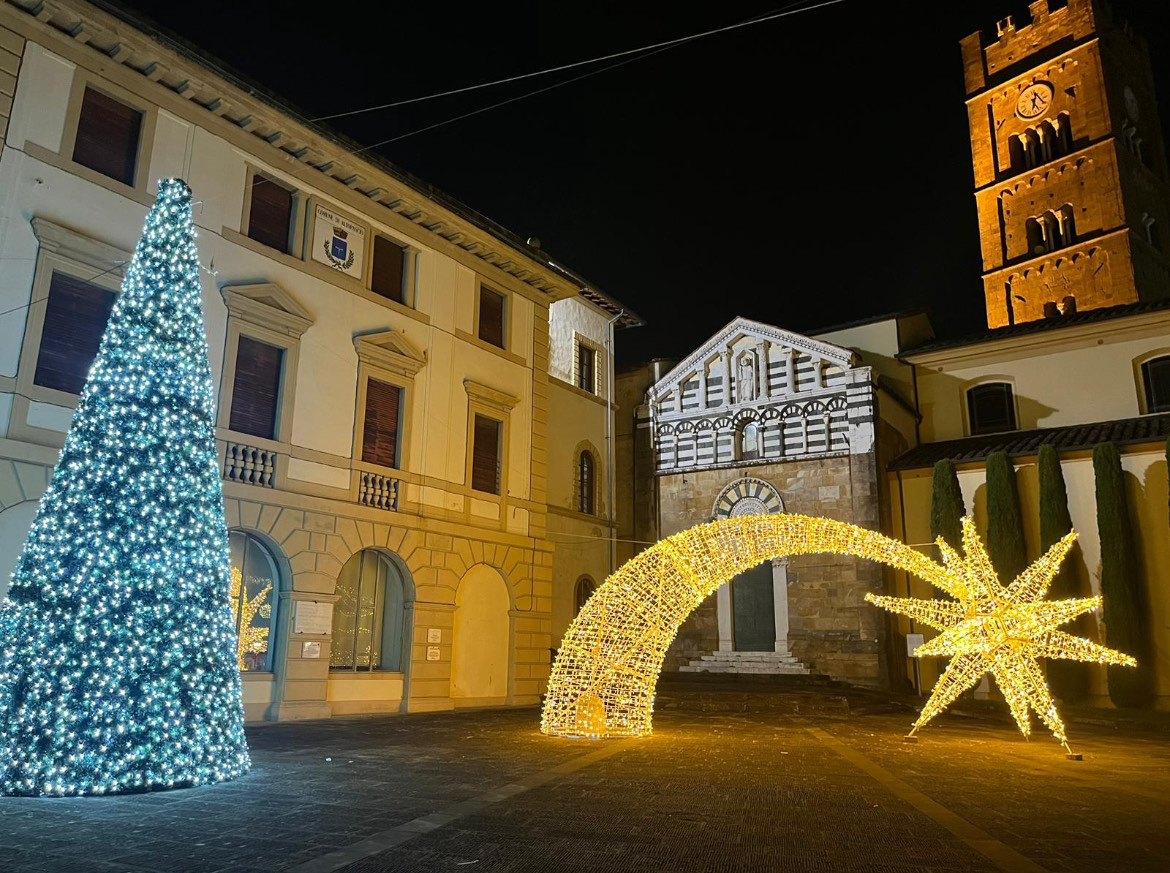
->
[[866, 516, 1134, 751], [540, 514, 1135, 751], [0, 179, 250, 796]]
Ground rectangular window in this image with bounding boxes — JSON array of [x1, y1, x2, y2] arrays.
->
[[229, 335, 284, 440], [471, 414, 502, 495], [362, 378, 403, 468], [370, 235, 407, 304], [247, 174, 294, 253], [577, 342, 597, 393], [34, 272, 117, 395], [72, 86, 143, 186], [967, 383, 1017, 435], [478, 286, 506, 349]]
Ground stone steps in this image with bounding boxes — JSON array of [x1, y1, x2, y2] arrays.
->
[[679, 650, 810, 675]]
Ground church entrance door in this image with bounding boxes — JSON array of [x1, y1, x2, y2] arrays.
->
[[731, 561, 776, 652]]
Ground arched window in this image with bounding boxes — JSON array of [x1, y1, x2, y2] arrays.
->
[[1141, 356, 1170, 413], [966, 383, 1018, 435], [1025, 216, 1046, 254], [738, 421, 760, 461], [578, 451, 595, 515], [228, 530, 279, 672], [331, 550, 407, 672], [1056, 204, 1076, 247], [574, 577, 596, 615]]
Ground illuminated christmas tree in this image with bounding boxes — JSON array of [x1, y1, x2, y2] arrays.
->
[[0, 179, 250, 796]]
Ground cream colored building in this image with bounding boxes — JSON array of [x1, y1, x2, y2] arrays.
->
[[0, 0, 640, 721]]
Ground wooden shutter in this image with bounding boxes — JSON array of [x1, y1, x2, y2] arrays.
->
[[247, 174, 294, 252], [577, 343, 595, 392], [72, 87, 142, 186], [471, 414, 501, 494], [229, 336, 284, 440], [362, 378, 403, 468], [967, 384, 1016, 435], [578, 452, 594, 514], [478, 287, 505, 348], [370, 236, 406, 303], [33, 272, 117, 395]]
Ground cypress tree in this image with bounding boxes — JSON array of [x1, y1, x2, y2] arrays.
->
[[1093, 442, 1152, 707], [1038, 444, 1088, 702], [930, 459, 965, 558], [985, 452, 1028, 582]]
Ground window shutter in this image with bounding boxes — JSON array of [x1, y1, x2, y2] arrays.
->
[[1144, 358, 1170, 413], [362, 378, 403, 468], [247, 175, 294, 252], [33, 272, 117, 395], [577, 343, 595, 392], [229, 336, 284, 440], [478, 287, 505, 348], [72, 87, 142, 186], [578, 452, 594, 514], [967, 384, 1017, 435], [471, 414, 501, 494], [371, 236, 406, 304]]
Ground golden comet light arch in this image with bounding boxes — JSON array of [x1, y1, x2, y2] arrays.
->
[[540, 514, 1136, 746]]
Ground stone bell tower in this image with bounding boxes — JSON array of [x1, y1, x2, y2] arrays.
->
[[960, 0, 1170, 328]]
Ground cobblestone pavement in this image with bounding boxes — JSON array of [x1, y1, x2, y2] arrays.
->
[[0, 704, 1167, 873]]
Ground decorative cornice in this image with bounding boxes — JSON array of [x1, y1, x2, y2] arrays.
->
[[354, 329, 426, 379], [463, 379, 520, 413], [220, 282, 314, 338], [0, 0, 603, 309], [31, 216, 131, 273]]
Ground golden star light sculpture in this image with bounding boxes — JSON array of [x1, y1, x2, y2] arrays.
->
[[867, 517, 1137, 751]]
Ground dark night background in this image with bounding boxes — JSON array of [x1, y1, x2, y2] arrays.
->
[[113, 0, 1170, 363]]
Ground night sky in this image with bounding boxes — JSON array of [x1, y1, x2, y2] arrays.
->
[[114, 0, 1170, 363]]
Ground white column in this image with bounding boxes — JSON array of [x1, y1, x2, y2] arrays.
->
[[721, 350, 733, 406], [813, 359, 826, 390], [756, 341, 771, 400], [772, 558, 790, 653], [716, 585, 733, 652], [697, 366, 708, 410], [784, 348, 796, 393]]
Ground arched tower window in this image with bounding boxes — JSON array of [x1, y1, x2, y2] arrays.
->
[[577, 451, 595, 515], [331, 550, 408, 672], [228, 530, 280, 672]]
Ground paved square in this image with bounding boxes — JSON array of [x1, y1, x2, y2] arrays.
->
[[0, 704, 1166, 872]]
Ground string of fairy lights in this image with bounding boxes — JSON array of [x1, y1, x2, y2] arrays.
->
[[541, 513, 1136, 748]]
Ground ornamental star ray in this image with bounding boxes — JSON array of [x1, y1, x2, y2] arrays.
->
[[866, 517, 1137, 750]]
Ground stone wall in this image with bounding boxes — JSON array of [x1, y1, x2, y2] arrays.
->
[[656, 452, 885, 685]]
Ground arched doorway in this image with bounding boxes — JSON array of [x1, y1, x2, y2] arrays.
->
[[711, 478, 790, 655], [451, 564, 512, 706]]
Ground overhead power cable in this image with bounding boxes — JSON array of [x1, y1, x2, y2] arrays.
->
[[345, 0, 844, 154], [312, 0, 846, 123]]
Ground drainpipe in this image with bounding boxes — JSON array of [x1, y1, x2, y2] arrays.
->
[[605, 310, 624, 576]]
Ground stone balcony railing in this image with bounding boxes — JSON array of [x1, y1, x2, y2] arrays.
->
[[357, 471, 400, 511], [223, 442, 277, 488]]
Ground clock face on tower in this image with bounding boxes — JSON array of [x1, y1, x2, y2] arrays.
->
[[1016, 82, 1054, 120]]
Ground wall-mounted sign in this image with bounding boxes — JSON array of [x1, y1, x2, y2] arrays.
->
[[906, 633, 925, 657], [427, 628, 442, 644], [426, 646, 441, 662], [294, 600, 333, 636], [311, 202, 366, 279], [301, 641, 321, 659]]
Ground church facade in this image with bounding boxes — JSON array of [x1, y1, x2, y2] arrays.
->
[[620, 318, 894, 686]]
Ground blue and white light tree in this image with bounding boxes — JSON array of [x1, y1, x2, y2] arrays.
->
[[0, 179, 250, 796]]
